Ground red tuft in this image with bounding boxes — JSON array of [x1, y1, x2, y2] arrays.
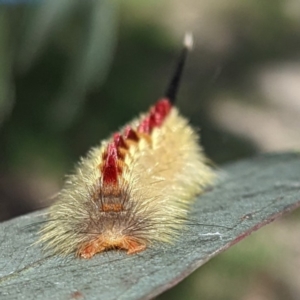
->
[[138, 116, 150, 133], [102, 143, 119, 184], [113, 133, 128, 149], [124, 127, 139, 141], [153, 98, 172, 120], [138, 98, 171, 133]]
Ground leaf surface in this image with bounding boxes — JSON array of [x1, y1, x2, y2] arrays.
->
[[1, 153, 300, 300]]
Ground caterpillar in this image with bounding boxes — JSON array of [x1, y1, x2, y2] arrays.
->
[[39, 33, 215, 259]]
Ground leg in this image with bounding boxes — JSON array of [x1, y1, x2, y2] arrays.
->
[[122, 237, 147, 254], [77, 240, 105, 259]]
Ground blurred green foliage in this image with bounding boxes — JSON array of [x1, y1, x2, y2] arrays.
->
[[0, 0, 263, 178], [0, 0, 300, 299], [0, 0, 300, 177]]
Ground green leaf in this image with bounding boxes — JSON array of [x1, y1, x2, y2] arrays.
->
[[0, 153, 300, 299]]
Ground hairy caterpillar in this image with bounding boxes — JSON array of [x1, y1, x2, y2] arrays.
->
[[39, 33, 215, 258]]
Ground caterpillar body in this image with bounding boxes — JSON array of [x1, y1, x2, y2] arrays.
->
[[40, 33, 215, 259]]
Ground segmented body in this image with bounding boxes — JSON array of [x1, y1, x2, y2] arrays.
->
[[40, 98, 214, 258]]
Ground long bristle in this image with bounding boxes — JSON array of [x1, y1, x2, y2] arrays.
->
[[38, 30, 215, 259], [165, 32, 194, 105], [184, 32, 194, 50]]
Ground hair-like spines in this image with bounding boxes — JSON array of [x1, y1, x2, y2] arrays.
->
[[39, 31, 215, 259], [165, 32, 194, 105]]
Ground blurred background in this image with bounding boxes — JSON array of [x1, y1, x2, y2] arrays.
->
[[1, 0, 300, 299]]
